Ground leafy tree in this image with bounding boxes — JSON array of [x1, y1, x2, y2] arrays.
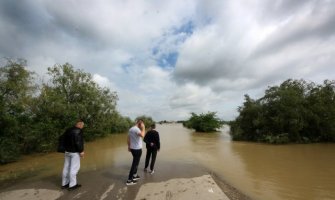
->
[[230, 95, 263, 141], [260, 79, 306, 142], [0, 59, 36, 163], [230, 79, 335, 144], [0, 60, 137, 164], [183, 112, 222, 132], [303, 80, 335, 141], [110, 112, 133, 133], [35, 63, 119, 142]]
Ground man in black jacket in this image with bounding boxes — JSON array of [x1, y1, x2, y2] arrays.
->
[[143, 123, 160, 174], [61, 119, 85, 191]]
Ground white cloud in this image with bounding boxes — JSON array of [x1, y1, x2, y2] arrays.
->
[[1, 0, 334, 121], [93, 74, 116, 89]]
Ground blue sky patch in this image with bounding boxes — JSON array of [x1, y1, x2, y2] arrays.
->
[[173, 21, 194, 35], [157, 52, 179, 68]]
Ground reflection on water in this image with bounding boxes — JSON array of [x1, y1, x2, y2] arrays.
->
[[1, 124, 335, 200]]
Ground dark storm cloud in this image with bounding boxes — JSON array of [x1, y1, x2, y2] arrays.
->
[[0, 1, 52, 56], [174, 58, 241, 86], [0, 0, 105, 59], [1, 0, 334, 121], [253, 0, 335, 58], [0, 1, 49, 34], [42, 3, 107, 48], [260, 0, 311, 21], [173, 0, 335, 94]]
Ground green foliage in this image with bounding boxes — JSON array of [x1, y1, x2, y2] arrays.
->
[[183, 112, 222, 132], [0, 138, 20, 164], [48, 63, 118, 115], [0, 60, 135, 164], [110, 113, 133, 133], [230, 79, 335, 144], [135, 115, 155, 128], [35, 63, 120, 141], [0, 59, 36, 163]]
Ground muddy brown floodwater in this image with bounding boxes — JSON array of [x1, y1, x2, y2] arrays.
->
[[1, 123, 335, 200]]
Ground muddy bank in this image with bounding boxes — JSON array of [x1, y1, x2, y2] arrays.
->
[[0, 161, 250, 200]]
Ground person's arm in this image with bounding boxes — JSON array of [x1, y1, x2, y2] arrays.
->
[[127, 135, 130, 151], [80, 134, 85, 157], [138, 123, 145, 138], [156, 132, 160, 150], [143, 132, 148, 143], [75, 130, 85, 157]]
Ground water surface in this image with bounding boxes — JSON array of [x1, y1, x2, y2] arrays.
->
[[1, 123, 334, 200]]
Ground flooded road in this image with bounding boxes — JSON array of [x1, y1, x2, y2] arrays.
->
[[1, 123, 334, 200]]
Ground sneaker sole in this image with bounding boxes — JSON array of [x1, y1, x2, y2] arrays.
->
[[68, 185, 81, 191], [126, 182, 137, 186]]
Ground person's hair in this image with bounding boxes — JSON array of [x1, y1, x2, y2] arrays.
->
[[151, 123, 156, 129], [76, 119, 84, 125], [136, 119, 143, 124]]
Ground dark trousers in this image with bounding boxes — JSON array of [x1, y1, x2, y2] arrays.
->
[[145, 148, 157, 171], [128, 149, 142, 180]]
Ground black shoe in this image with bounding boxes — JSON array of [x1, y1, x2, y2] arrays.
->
[[133, 174, 140, 180], [61, 184, 69, 189], [126, 180, 137, 186], [68, 184, 81, 191]]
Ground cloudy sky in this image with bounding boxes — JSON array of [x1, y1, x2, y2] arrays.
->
[[1, 0, 334, 121]]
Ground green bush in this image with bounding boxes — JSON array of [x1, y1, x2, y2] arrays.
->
[[183, 112, 222, 132], [0, 60, 137, 164], [0, 139, 20, 164], [230, 79, 335, 144], [110, 115, 133, 133], [261, 133, 289, 144]]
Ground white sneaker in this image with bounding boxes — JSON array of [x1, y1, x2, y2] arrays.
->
[[126, 180, 137, 186], [133, 174, 140, 180], [149, 170, 155, 174]]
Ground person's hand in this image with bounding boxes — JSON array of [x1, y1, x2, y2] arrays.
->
[[128, 147, 131, 152], [150, 142, 154, 147], [80, 152, 85, 158], [140, 122, 145, 130]]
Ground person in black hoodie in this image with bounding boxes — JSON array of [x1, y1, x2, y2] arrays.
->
[[143, 123, 160, 174], [61, 119, 85, 191]]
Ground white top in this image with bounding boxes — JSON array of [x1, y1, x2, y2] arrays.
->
[[128, 126, 142, 149]]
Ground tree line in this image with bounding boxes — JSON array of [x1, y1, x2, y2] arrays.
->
[[0, 59, 147, 164], [2, 59, 334, 163], [230, 79, 335, 144]]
